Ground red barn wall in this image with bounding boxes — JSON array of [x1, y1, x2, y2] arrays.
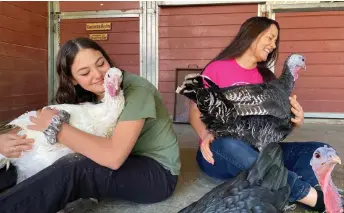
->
[[0, 1, 48, 122], [158, 4, 259, 115], [275, 11, 344, 113], [59, 1, 140, 75]]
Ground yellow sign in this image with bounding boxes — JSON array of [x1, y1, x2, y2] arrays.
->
[[86, 22, 111, 31], [89, 34, 108, 41]]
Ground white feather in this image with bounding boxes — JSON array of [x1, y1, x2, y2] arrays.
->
[[3, 67, 125, 184]]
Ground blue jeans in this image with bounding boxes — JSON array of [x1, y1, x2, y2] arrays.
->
[[196, 136, 329, 203]]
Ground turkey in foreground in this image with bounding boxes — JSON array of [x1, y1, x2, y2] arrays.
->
[[178, 143, 290, 213], [310, 145, 343, 213], [0, 67, 125, 183], [176, 53, 306, 150]]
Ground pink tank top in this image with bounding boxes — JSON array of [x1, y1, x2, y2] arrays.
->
[[202, 59, 263, 88], [198, 59, 263, 144]]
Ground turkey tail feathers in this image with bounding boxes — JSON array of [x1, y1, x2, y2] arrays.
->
[[247, 143, 288, 190], [246, 143, 290, 210], [175, 73, 223, 101], [176, 73, 205, 102]]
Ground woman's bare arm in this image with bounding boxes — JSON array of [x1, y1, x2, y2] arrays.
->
[[56, 119, 143, 170], [189, 102, 207, 138]]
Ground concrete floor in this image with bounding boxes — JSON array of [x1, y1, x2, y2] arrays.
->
[[63, 123, 344, 213]]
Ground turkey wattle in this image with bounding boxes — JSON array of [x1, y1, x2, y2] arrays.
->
[[176, 53, 306, 150], [0, 67, 125, 183], [310, 145, 343, 213]]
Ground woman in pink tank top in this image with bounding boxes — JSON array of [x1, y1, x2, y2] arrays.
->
[[189, 16, 329, 212]]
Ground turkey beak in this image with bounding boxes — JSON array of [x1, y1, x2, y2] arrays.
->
[[330, 154, 341, 165], [303, 64, 306, 71], [114, 76, 119, 91], [114, 75, 121, 96]]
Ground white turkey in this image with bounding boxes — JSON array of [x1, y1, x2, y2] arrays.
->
[[176, 53, 306, 150], [0, 67, 125, 183]]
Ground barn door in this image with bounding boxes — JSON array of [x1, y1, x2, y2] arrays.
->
[[54, 16, 140, 93], [60, 17, 140, 74], [260, 2, 344, 119]]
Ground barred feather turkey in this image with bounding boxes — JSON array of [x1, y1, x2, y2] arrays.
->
[[0, 67, 125, 183], [176, 53, 306, 150], [178, 143, 290, 213]]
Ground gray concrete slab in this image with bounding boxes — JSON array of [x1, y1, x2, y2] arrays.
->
[[63, 123, 344, 213]]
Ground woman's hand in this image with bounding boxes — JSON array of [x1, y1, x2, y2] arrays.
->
[[200, 130, 215, 165], [290, 95, 304, 127], [0, 133, 34, 158], [27, 108, 59, 131]]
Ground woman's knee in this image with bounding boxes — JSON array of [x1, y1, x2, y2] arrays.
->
[[51, 153, 91, 170], [210, 136, 259, 168], [196, 137, 259, 179]]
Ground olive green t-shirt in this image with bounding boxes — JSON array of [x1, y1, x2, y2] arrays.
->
[[118, 71, 181, 176]]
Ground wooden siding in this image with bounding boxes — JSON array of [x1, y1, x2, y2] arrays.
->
[[158, 4, 258, 115], [60, 17, 140, 75], [275, 11, 344, 113], [59, 1, 139, 12], [0, 1, 48, 122]]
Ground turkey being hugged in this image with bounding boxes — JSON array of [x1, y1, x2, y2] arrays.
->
[[0, 67, 125, 183], [176, 53, 306, 151]]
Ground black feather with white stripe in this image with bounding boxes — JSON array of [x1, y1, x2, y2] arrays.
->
[[178, 143, 291, 213], [176, 53, 306, 150]]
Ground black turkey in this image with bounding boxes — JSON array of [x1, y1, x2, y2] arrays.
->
[[178, 143, 290, 213], [176, 53, 306, 150]]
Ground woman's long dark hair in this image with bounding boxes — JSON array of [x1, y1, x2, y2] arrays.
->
[[202, 16, 280, 82], [54, 37, 116, 104]]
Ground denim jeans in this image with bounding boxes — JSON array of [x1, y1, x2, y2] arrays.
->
[[196, 136, 329, 203], [0, 153, 178, 213]]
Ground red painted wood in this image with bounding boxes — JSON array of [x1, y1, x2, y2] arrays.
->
[[0, 42, 47, 61], [159, 25, 240, 38], [160, 48, 222, 60], [0, 71, 47, 96], [279, 28, 344, 41], [0, 15, 47, 37], [278, 10, 344, 17], [276, 11, 344, 113], [0, 94, 47, 111], [159, 59, 210, 71], [160, 4, 258, 15], [160, 13, 257, 27], [0, 56, 47, 71], [0, 2, 47, 26], [280, 40, 344, 53], [60, 17, 140, 75], [278, 14, 344, 29], [160, 37, 232, 49], [0, 104, 46, 121], [277, 52, 344, 65], [299, 100, 344, 113], [275, 64, 344, 77], [60, 19, 139, 34], [59, 1, 139, 12], [0, 28, 47, 49], [159, 70, 176, 82], [6, 1, 47, 16], [0, 2, 48, 122]]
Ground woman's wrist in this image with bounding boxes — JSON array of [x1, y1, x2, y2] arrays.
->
[[43, 110, 70, 145], [200, 129, 210, 141]]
